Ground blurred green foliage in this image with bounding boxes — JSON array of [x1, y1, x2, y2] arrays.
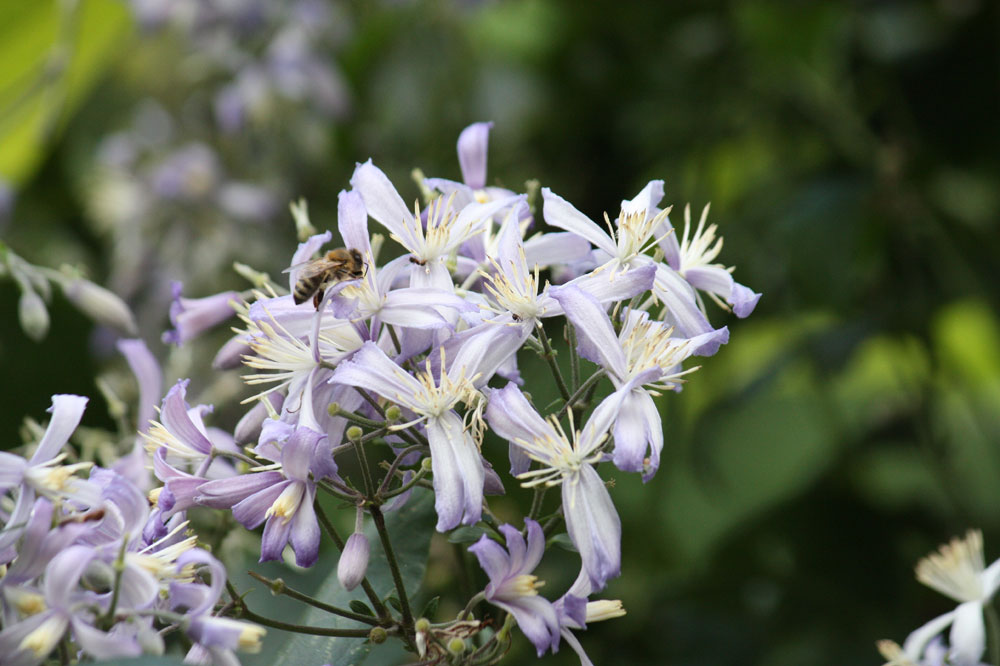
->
[[3, 0, 999, 664]]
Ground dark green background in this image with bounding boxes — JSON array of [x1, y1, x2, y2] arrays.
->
[[3, 1, 1000, 664]]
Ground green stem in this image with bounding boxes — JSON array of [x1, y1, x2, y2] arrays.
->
[[330, 405, 386, 429], [317, 479, 361, 503], [238, 608, 374, 637], [535, 327, 571, 402], [458, 591, 486, 621], [369, 504, 415, 636], [315, 502, 390, 622], [352, 433, 375, 498], [101, 536, 130, 628], [556, 369, 606, 419], [527, 486, 548, 522], [246, 571, 380, 625], [380, 465, 428, 500], [986, 603, 1000, 666], [377, 445, 425, 496]]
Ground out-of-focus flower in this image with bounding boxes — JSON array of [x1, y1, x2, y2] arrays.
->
[[0, 395, 99, 556], [61, 278, 139, 336], [162, 282, 241, 346], [885, 531, 1000, 666], [468, 519, 560, 656]]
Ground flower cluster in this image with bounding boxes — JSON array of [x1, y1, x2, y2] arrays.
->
[[2, 121, 760, 664], [166, 121, 758, 661], [0, 394, 264, 666]]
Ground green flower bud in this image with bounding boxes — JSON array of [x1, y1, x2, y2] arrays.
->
[[414, 617, 431, 633], [384, 405, 402, 422], [18, 289, 49, 341], [368, 627, 387, 644], [447, 638, 466, 656], [346, 426, 363, 442]]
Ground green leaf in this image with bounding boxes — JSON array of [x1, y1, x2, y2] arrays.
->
[[349, 600, 374, 617], [0, 0, 130, 185], [238, 489, 436, 666], [420, 595, 440, 620], [547, 533, 577, 552], [386, 596, 403, 614], [446, 525, 485, 544]]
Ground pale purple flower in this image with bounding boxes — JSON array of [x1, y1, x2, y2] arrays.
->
[[197, 426, 327, 567], [657, 202, 761, 319], [141, 380, 239, 478], [542, 183, 735, 356], [170, 550, 265, 661], [468, 519, 560, 656], [551, 285, 706, 480], [162, 282, 241, 346], [0, 395, 99, 556], [330, 341, 484, 531], [350, 159, 522, 289], [552, 569, 627, 666], [0, 545, 141, 665], [486, 385, 635, 590]]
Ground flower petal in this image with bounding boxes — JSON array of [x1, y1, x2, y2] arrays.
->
[[550, 285, 626, 379], [426, 412, 484, 531], [457, 121, 492, 190], [290, 484, 320, 568], [337, 189, 371, 257], [350, 160, 418, 250], [542, 188, 617, 257], [563, 465, 621, 591], [31, 394, 88, 464]]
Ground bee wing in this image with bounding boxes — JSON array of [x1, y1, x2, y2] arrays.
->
[[284, 257, 346, 279]]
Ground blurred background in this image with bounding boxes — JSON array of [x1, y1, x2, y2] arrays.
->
[[2, 0, 1000, 664]]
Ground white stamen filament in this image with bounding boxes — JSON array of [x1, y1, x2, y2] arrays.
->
[[915, 529, 986, 603], [266, 482, 305, 524]]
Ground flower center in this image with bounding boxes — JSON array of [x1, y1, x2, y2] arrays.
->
[[915, 529, 986, 603], [266, 482, 306, 524]]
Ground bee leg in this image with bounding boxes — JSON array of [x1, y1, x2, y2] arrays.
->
[[313, 288, 325, 310]]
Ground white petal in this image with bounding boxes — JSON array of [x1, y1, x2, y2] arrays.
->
[[542, 188, 618, 257]]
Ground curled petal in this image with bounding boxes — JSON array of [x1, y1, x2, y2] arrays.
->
[[32, 394, 88, 464]]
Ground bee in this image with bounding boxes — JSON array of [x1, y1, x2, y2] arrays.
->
[[291, 248, 366, 308]]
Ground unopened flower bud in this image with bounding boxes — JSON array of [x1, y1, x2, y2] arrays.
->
[[447, 638, 466, 656], [327, 402, 341, 417], [368, 627, 387, 644], [81, 559, 115, 592], [18, 288, 49, 341], [62, 278, 138, 335], [420, 457, 433, 472], [338, 523, 370, 592], [346, 426, 363, 442], [415, 617, 432, 633], [384, 405, 401, 422]]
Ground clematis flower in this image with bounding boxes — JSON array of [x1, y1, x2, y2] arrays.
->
[[170, 550, 266, 663], [657, 202, 761, 320], [551, 285, 706, 480], [553, 568, 627, 666], [329, 341, 484, 531], [887, 530, 1000, 666], [542, 183, 737, 356], [0, 545, 141, 665], [141, 380, 238, 478], [196, 426, 327, 567], [0, 395, 100, 556], [468, 519, 560, 656], [486, 384, 637, 589], [350, 159, 522, 290]]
